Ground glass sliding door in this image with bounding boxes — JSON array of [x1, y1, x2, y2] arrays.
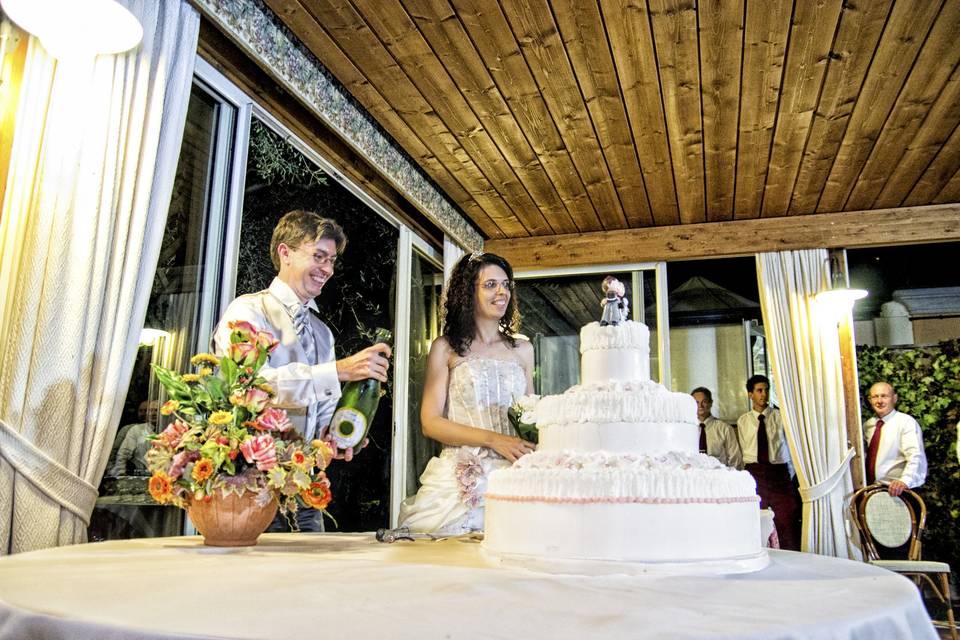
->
[[514, 263, 670, 397], [392, 249, 443, 522], [90, 66, 249, 541]]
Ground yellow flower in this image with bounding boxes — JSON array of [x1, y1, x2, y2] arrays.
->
[[209, 411, 234, 426], [311, 439, 335, 469], [160, 400, 179, 416], [181, 374, 201, 383], [190, 353, 220, 367], [192, 458, 214, 482], [198, 367, 213, 378], [148, 472, 173, 504]]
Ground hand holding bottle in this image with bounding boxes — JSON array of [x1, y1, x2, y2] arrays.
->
[[336, 342, 391, 382], [329, 328, 392, 458]]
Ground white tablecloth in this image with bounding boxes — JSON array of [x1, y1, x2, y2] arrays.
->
[[0, 533, 937, 640]]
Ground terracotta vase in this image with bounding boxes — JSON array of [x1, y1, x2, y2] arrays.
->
[[187, 491, 278, 547]]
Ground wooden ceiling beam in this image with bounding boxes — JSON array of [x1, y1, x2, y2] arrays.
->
[[484, 204, 960, 269]]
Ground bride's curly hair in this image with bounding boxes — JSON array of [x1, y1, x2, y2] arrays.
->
[[441, 251, 521, 356]]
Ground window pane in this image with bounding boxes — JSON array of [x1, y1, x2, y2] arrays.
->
[[665, 257, 763, 418], [236, 118, 398, 531], [516, 272, 634, 396], [404, 253, 442, 497], [91, 84, 229, 542]]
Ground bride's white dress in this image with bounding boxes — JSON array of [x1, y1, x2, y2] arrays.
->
[[398, 357, 527, 534]]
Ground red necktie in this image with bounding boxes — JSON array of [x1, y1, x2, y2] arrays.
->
[[757, 414, 769, 464], [699, 423, 707, 454], [866, 419, 884, 485]]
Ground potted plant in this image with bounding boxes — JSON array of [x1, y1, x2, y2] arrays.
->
[[145, 320, 334, 546]]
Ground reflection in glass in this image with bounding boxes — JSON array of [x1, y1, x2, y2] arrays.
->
[[236, 117, 398, 532], [404, 255, 442, 497], [91, 84, 228, 541], [515, 271, 651, 395]]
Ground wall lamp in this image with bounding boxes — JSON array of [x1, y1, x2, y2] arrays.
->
[[1, 0, 142, 60]]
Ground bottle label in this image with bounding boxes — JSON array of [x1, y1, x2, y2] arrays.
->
[[330, 408, 368, 449]]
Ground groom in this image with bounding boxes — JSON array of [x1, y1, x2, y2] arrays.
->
[[212, 210, 391, 531]]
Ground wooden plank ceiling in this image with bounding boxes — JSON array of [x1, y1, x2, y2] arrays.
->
[[264, 0, 960, 252]]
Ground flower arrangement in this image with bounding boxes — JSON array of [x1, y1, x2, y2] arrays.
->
[[507, 394, 540, 444], [145, 321, 334, 525]]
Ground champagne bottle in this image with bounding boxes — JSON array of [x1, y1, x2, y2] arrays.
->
[[329, 327, 392, 451]]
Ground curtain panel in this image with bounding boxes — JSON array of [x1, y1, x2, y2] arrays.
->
[[0, 0, 199, 554], [756, 250, 859, 559]]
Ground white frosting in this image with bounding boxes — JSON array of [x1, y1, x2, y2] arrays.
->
[[580, 321, 650, 384], [535, 380, 697, 428], [486, 451, 757, 502], [580, 321, 650, 352], [539, 421, 697, 455]]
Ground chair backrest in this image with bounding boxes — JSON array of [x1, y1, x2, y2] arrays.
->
[[849, 484, 926, 561]]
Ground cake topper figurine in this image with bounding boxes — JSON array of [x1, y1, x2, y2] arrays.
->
[[600, 276, 629, 326]]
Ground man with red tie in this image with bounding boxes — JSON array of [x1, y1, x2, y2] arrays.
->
[[737, 375, 801, 551], [863, 381, 927, 497]]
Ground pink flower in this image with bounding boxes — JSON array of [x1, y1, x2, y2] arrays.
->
[[226, 341, 258, 366], [158, 420, 190, 448], [240, 435, 278, 471], [228, 320, 257, 341], [455, 449, 487, 509], [231, 387, 271, 413], [168, 450, 199, 480], [254, 407, 291, 432], [256, 330, 279, 353]]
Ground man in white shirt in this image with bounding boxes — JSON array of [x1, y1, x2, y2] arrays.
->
[[737, 375, 801, 551], [863, 381, 927, 497], [691, 387, 742, 469], [213, 210, 391, 531]]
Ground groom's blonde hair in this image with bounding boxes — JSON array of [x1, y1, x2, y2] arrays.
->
[[270, 210, 347, 271]]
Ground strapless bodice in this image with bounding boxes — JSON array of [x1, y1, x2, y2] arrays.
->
[[445, 357, 526, 440]]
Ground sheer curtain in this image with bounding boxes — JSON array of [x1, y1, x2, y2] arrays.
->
[[0, 0, 199, 554], [756, 250, 859, 558]]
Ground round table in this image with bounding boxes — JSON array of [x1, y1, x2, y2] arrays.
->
[[0, 533, 937, 639]]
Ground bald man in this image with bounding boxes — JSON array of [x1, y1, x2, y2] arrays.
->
[[863, 381, 927, 497]]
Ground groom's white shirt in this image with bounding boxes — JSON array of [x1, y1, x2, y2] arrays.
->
[[213, 277, 341, 441]]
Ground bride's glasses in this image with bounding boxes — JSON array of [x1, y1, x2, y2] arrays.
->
[[479, 279, 514, 292]]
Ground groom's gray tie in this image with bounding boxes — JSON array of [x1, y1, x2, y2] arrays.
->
[[293, 305, 316, 361]]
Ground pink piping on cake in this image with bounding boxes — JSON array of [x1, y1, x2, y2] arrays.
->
[[484, 494, 760, 505]]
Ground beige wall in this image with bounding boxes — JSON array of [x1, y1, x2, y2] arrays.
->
[[912, 317, 960, 344]]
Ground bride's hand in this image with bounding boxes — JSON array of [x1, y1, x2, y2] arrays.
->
[[489, 433, 535, 462]]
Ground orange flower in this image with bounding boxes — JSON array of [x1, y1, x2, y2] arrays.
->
[[160, 400, 179, 416], [291, 450, 306, 465], [191, 458, 214, 482], [148, 472, 173, 504], [300, 481, 332, 510]]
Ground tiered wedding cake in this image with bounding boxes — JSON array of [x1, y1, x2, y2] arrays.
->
[[483, 321, 767, 574]]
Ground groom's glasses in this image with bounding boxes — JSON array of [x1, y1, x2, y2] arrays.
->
[[479, 279, 514, 292]]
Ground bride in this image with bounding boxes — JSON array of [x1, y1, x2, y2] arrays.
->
[[398, 251, 536, 534]]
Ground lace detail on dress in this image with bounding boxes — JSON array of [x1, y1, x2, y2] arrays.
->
[[445, 358, 526, 442]]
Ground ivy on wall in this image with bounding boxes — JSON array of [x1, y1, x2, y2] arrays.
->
[[857, 339, 960, 581]]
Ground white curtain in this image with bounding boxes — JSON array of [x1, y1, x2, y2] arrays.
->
[[0, 0, 199, 554], [756, 250, 859, 559], [443, 235, 466, 281]]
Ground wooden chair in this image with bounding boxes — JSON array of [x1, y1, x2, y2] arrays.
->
[[850, 484, 957, 640]]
